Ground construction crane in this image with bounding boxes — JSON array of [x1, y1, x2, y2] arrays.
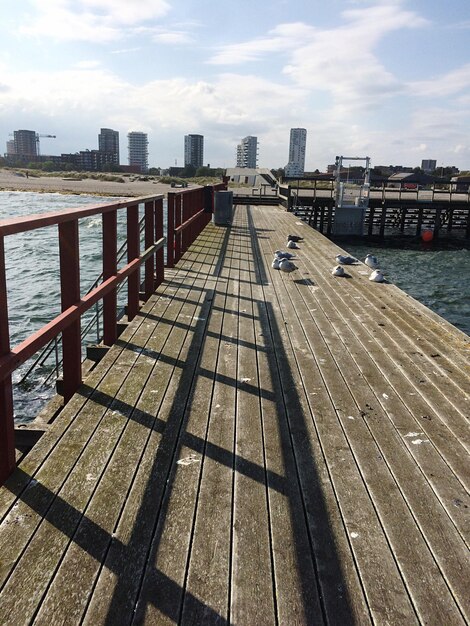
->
[[8, 131, 56, 157], [36, 133, 56, 157]]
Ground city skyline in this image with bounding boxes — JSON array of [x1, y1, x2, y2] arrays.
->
[[0, 0, 469, 170]]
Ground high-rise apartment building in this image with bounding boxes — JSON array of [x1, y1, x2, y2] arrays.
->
[[13, 130, 37, 159], [127, 132, 149, 173], [99, 128, 120, 165], [285, 128, 307, 177], [184, 134, 204, 168], [421, 159, 437, 173], [236, 136, 258, 168], [6, 140, 16, 155]]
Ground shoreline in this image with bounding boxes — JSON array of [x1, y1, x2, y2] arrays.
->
[[0, 169, 177, 197]]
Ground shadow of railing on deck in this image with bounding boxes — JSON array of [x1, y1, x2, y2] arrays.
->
[[3, 207, 355, 624]]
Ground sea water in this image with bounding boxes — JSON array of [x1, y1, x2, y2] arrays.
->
[[1, 191, 134, 421], [1, 191, 469, 422]]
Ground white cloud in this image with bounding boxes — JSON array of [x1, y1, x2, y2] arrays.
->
[[210, 2, 428, 115], [410, 64, 470, 98], [210, 23, 316, 65], [19, 0, 171, 42], [153, 31, 193, 45], [74, 60, 101, 69]]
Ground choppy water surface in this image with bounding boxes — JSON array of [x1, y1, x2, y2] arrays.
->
[[1, 191, 129, 421], [1, 191, 469, 422]]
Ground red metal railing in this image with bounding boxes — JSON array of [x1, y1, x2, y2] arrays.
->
[[0, 184, 224, 483], [166, 182, 226, 267]]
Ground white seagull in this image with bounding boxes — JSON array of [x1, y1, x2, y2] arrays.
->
[[279, 258, 298, 273], [364, 253, 379, 269], [369, 269, 385, 283], [287, 240, 299, 249], [275, 250, 295, 259], [331, 265, 345, 277], [335, 254, 357, 265], [272, 257, 281, 269]]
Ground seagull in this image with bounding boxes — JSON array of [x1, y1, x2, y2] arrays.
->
[[287, 234, 303, 242], [364, 253, 379, 269], [331, 265, 345, 276], [279, 258, 298, 273], [272, 257, 281, 270], [335, 254, 357, 265], [369, 269, 385, 283], [287, 240, 299, 249], [275, 250, 295, 259]]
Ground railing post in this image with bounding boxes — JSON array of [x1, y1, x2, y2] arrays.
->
[[127, 204, 140, 321], [174, 194, 182, 263], [167, 192, 175, 268], [59, 220, 82, 402], [0, 235, 15, 483], [203, 185, 212, 230], [144, 200, 155, 300], [184, 193, 191, 251], [103, 210, 117, 346], [155, 198, 164, 285]]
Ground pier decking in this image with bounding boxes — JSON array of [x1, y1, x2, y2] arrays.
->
[[0, 204, 469, 625]]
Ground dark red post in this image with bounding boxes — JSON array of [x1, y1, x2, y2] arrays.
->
[[167, 193, 175, 268], [174, 195, 182, 264], [155, 198, 164, 285], [103, 210, 117, 346], [0, 236, 15, 483], [59, 220, 82, 402], [144, 201, 155, 300], [183, 193, 191, 252], [127, 204, 140, 321]]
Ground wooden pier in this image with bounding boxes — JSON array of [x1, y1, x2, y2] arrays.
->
[[273, 184, 470, 239], [0, 202, 469, 624]]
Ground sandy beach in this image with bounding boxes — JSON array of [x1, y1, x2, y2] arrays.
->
[[0, 168, 182, 198]]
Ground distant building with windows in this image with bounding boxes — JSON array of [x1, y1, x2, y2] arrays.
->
[[421, 159, 437, 173], [98, 128, 120, 165], [236, 136, 258, 168], [56, 150, 118, 171], [285, 128, 307, 177], [13, 130, 37, 159], [6, 140, 16, 155], [128, 131, 148, 173], [184, 134, 204, 168]]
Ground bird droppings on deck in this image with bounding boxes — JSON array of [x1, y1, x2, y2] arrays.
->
[[177, 455, 201, 466]]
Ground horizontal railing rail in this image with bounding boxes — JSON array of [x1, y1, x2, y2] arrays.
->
[[0, 182, 226, 483]]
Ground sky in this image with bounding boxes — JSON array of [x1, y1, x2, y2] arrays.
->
[[0, 0, 469, 171]]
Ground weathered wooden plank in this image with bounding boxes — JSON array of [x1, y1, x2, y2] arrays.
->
[[247, 214, 325, 623], [180, 228, 239, 625], [230, 210, 276, 624]]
